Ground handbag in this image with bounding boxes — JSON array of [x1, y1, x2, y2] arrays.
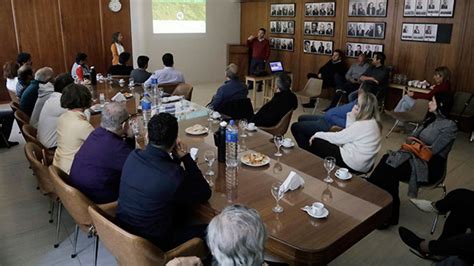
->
[[401, 137, 432, 161]]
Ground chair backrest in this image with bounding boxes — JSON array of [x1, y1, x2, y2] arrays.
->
[[219, 98, 254, 121], [158, 83, 180, 95], [24, 142, 54, 195], [259, 110, 293, 136], [10, 101, 20, 113], [14, 110, 30, 134], [409, 99, 430, 122], [22, 124, 43, 146], [88, 206, 166, 265], [8, 90, 19, 104], [48, 165, 94, 230], [450, 91, 474, 117], [172, 83, 193, 101], [301, 78, 323, 97]]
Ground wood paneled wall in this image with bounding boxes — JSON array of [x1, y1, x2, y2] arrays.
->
[[241, 0, 474, 94], [0, 0, 132, 101]]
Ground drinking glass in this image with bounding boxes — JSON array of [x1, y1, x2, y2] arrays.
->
[[274, 135, 283, 157], [271, 182, 284, 213], [204, 150, 216, 177], [207, 108, 214, 121], [128, 77, 135, 87], [239, 119, 248, 138], [323, 156, 336, 183]]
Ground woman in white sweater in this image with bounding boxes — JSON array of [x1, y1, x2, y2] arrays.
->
[[308, 90, 382, 173]]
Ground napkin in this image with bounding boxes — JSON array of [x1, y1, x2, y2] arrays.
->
[[190, 148, 199, 161], [112, 92, 126, 102], [280, 171, 305, 193], [162, 95, 182, 103]]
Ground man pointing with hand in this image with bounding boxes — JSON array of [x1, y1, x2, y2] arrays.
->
[[247, 28, 270, 90]]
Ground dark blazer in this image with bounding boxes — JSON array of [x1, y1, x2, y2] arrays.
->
[[209, 79, 248, 112], [251, 91, 297, 127], [108, 64, 133, 75], [19, 79, 40, 117], [116, 145, 211, 249]]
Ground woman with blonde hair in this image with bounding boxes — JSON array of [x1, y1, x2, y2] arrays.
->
[[111, 32, 125, 65], [308, 86, 382, 174]]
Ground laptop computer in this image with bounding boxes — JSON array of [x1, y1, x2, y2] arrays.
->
[[269, 61, 284, 74]]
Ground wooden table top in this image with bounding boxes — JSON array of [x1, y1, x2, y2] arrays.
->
[[87, 81, 392, 264], [389, 83, 431, 94]]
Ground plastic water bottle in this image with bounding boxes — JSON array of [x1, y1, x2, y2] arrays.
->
[[152, 87, 160, 108], [141, 93, 152, 128], [225, 166, 238, 203], [225, 120, 239, 167]]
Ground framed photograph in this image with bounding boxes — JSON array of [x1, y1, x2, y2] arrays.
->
[[401, 23, 414, 40], [348, 0, 387, 17], [270, 3, 296, 17], [305, 2, 336, 17], [270, 37, 294, 51], [270, 21, 295, 35], [347, 22, 385, 39], [303, 40, 334, 55], [401, 23, 439, 43], [424, 24, 438, 42], [345, 42, 384, 58], [303, 21, 335, 36], [404, 0, 455, 17]]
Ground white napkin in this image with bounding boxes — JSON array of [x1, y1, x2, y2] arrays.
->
[[162, 95, 182, 103], [211, 111, 221, 119], [112, 92, 126, 102], [190, 148, 198, 161], [280, 171, 305, 193]]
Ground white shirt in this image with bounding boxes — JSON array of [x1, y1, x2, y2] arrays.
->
[[6, 77, 18, 92], [37, 92, 67, 149], [313, 118, 381, 173], [115, 42, 125, 55], [53, 110, 94, 174], [144, 67, 185, 87]]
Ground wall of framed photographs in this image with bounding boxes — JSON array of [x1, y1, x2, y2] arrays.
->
[[239, 0, 474, 94]]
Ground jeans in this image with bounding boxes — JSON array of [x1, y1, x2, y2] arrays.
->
[[291, 115, 331, 151], [250, 58, 265, 75], [394, 95, 416, 112]]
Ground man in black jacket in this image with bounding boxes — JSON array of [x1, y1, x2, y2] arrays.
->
[[302, 49, 347, 108], [116, 113, 211, 251]]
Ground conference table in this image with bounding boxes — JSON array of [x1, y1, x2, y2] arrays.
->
[[87, 81, 392, 265]]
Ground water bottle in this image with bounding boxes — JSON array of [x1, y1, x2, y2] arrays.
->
[[152, 86, 161, 108], [90, 66, 97, 85], [225, 120, 239, 167], [225, 166, 238, 203], [141, 93, 152, 128]]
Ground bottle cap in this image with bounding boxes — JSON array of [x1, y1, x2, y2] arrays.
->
[[219, 121, 227, 127], [229, 120, 235, 126]]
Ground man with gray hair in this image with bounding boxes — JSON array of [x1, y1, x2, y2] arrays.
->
[[70, 102, 134, 204], [208, 63, 248, 112], [20, 67, 54, 117], [207, 204, 267, 265]]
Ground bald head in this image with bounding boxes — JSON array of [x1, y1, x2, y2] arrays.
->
[[35, 67, 54, 83], [225, 63, 239, 80], [100, 102, 129, 134]]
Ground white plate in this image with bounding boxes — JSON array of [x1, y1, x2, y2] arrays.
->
[[282, 142, 295, 148], [245, 127, 257, 132], [240, 153, 270, 167], [302, 207, 329, 219], [335, 170, 352, 180], [185, 125, 209, 135]]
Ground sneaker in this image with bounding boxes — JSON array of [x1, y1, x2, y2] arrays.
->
[[409, 198, 438, 213]]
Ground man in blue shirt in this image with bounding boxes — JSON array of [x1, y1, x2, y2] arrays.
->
[[70, 102, 134, 204], [116, 113, 211, 251], [208, 63, 248, 112], [20, 67, 54, 117]]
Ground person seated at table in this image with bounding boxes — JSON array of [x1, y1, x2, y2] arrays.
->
[[17, 52, 32, 67], [250, 72, 297, 127], [399, 189, 474, 265], [108, 52, 133, 76], [368, 93, 457, 228], [207, 204, 266, 265], [388, 66, 451, 128], [3, 61, 19, 93], [53, 84, 94, 174], [307, 90, 382, 174], [116, 113, 211, 251], [70, 52, 90, 80], [37, 73, 74, 149], [326, 54, 370, 109], [302, 49, 347, 109], [20, 67, 55, 117], [144, 53, 185, 87], [207, 63, 248, 113], [16, 64, 34, 99], [130, 55, 152, 84], [30, 70, 60, 128], [70, 102, 134, 204]]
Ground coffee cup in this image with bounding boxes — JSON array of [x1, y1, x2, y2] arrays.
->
[[211, 111, 221, 119], [283, 138, 292, 146], [310, 202, 324, 216], [247, 122, 256, 130], [337, 168, 349, 179]]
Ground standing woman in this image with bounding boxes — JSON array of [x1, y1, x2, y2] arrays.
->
[[111, 32, 125, 65]]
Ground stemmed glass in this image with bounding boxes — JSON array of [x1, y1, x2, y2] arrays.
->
[[271, 182, 284, 213], [323, 156, 336, 183], [204, 150, 216, 187], [239, 119, 248, 138], [274, 135, 283, 157]]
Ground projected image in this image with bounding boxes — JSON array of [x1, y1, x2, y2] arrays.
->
[[152, 0, 206, 34]]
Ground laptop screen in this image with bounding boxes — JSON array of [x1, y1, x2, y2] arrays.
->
[[269, 61, 284, 73]]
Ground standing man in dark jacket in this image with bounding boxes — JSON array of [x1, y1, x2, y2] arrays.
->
[[116, 113, 211, 251], [303, 49, 347, 109], [247, 28, 270, 90]]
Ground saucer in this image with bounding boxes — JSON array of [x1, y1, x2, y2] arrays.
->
[[335, 170, 352, 180], [301, 206, 329, 219], [282, 142, 295, 148], [245, 126, 257, 132]]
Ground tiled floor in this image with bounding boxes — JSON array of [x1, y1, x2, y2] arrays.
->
[[1, 83, 473, 265]]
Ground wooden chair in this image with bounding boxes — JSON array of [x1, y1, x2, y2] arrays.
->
[[48, 165, 117, 266], [172, 83, 193, 101], [158, 83, 180, 95], [8, 90, 19, 104], [88, 206, 208, 266], [22, 124, 54, 165], [295, 78, 323, 114], [259, 110, 294, 137], [385, 99, 429, 138], [14, 109, 30, 135], [10, 101, 20, 113], [24, 142, 58, 223]]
